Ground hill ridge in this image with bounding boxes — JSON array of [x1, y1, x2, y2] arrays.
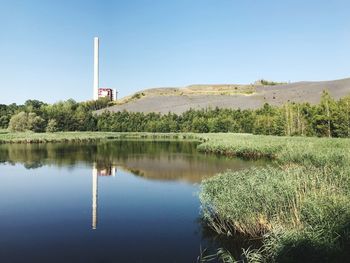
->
[[97, 77, 350, 114]]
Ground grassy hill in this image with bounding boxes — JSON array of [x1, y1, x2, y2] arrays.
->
[[97, 77, 350, 114]]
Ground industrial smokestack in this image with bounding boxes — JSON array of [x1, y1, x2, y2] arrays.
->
[[93, 37, 99, 100]]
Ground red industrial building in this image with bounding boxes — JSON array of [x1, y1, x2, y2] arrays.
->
[[98, 88, 117, 101]]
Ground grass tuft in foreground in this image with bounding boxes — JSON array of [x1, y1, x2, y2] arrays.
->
[[199, 134, 350, 262]]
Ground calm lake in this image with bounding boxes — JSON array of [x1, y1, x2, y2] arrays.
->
[[0, 140, 261, 263]]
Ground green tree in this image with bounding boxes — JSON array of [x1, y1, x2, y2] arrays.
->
[[46, 119, 58, 133], [192, 117, 209, 133], [8, 112, 28, 132], [313, 91, 336, 137], [332, 96, 350, 137], [0, 115, 9, 129], [24, 100, 46, 115]]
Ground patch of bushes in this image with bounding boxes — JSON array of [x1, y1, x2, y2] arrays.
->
[[8, 112, 45, 132], [256, 79, 287, 86]]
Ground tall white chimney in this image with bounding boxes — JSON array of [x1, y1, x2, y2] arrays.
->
[[93, 37, 99, 100]]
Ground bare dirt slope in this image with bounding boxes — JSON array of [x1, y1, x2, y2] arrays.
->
[[96, 78, 350, 114]]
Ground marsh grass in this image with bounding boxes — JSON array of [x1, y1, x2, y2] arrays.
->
[[199, 134, 350, 262]]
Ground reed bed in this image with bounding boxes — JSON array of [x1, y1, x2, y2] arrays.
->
[[199, 134, 350, 262], [198, 134, 350, 166]]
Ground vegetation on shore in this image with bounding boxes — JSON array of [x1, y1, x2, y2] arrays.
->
[[0, 131, 199, 144], [199, 134, 350, 262], [1, 90, 350, 138], [0, 98, 111, 132]]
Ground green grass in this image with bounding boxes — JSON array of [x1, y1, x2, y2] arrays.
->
[[198, 134, 350, 262], [197, 133, 350, 167], [0, 131, 200, 144]]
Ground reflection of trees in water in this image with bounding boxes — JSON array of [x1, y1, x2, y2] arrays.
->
[[0, 141, 261, 182], [0, 141, 198, 168], [0, 141, 265, 254], [0, 144, 47, 169]]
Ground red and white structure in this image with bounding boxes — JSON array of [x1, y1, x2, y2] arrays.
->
[[98, 88, 118, 101], [93, 37, 117, 101]]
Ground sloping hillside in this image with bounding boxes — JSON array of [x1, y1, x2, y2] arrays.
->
[[96, 78, 350, 114]]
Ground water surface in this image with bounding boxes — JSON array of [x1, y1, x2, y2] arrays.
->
[[0, 140, 261, 262]]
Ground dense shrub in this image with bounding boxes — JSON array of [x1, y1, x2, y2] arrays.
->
[[8, 112, 28, 132], [46, 119, 58, 133]]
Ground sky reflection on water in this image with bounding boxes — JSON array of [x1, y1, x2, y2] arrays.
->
[[0, 140, 262, 263]]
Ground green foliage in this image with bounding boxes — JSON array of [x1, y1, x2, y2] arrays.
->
[[0, 131, 199, 144], [8, 112, 29, 132], [0, 103, 24, 128], [199, 134, 350, 262], [312, 91, 336, 137], [46, 119, 58, 133], [256, 79, 286, 86], [1, 90, 350, 137], [82, 97, 111, 111], [27, 112, 46, 132], [94, 92, 350, 138], [0, 115, 10, 129], [131, 92, 145, 100], [8, 112, 45, 132], [0, 98, 106, 133], [24, 100, 47, 115]]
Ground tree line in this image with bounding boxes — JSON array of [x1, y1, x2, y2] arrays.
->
[[1, 91, 350, 137], [0, 98, 110, 132]]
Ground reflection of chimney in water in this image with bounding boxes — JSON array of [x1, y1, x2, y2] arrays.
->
[[92, 164, 98, 230], [91, 164, 118, 229]]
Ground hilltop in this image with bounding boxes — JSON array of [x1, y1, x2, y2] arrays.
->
[[96, 78, 350, 114]]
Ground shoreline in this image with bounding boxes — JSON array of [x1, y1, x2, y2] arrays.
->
[[1, 131, 349, 261]]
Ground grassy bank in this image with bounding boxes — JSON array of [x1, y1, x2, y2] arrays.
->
[[0, 131, 200, 144], [198, 133, 349, 166], [199, 134, 350, 262]]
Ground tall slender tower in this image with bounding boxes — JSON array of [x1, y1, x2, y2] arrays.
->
[[93, 37, 99, 100]]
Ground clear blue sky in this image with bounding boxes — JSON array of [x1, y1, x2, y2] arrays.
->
[[1, 0, 349, 104]]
